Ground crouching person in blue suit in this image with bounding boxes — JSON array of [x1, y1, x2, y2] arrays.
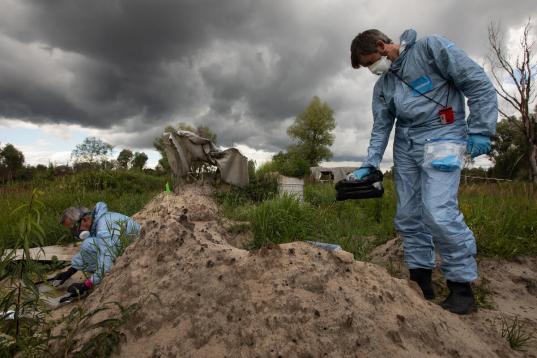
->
[[53, 202, 141, 297]]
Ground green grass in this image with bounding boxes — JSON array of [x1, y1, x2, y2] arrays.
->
[[459, 182, 537, 256], [218, 181, 397, 260], [0, 170, 167, 248], [500, 315, 535, 351], [217, 179, 537, 259]]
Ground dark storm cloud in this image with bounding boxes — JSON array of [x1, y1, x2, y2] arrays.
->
[[0, 0, 347, 149], [0, 0, 535, 156]]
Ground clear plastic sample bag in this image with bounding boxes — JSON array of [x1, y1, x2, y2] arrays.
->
[[423, 138, 467, 172]]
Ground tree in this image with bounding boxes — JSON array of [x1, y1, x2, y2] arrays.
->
[[71, 137, 113, 168], [0, 143, 25, 181], [131, 152, 148, 170], [195, 125, 217, 143], [489, 116, 530, 179], [117, 149, 134, 169], [488, 20, 537, 182], [272, 151, 310, 177], [287, 96, 336, 167]]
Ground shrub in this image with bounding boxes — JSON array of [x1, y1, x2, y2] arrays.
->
[[256, 153, 310, 179]]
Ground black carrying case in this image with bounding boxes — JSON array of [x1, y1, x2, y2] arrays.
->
[[335, 169, 384, 201]]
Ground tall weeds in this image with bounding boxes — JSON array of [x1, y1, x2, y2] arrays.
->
[[460, 182, 537, 256], [238, 182, 397, 260], [0, 189, 51, 356]]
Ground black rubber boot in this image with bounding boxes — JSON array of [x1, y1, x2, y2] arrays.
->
[[409, 268, 435, 300], [441, 280, 477, 315]]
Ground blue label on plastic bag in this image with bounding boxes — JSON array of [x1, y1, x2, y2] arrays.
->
[[410, 75, 433, 97], [431, 155, 462, 172]]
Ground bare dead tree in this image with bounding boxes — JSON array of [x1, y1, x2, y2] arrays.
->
[[488, 19, 537, 182]]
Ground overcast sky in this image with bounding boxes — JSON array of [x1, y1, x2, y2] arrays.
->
[[0, 0, 535, 168]]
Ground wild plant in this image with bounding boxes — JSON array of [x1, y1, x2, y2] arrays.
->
[[499, 314, 534, 351], [52, 300, 144, 358], [0, 189, 51, 356]]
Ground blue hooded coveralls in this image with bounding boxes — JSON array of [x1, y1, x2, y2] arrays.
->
[[71, 202, 141, 285], [362, 30, 497, 282]]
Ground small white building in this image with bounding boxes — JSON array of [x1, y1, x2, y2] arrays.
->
[[309, 167, 356, 183]]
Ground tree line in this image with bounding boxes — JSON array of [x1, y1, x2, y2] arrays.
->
[[70, 137, 149, 171], [1, 103, 535, 184], [0, 137, 151, 183]]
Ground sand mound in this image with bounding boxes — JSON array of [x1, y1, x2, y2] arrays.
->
[[370, 238, 537, 356], [72, 186, 517, 357]]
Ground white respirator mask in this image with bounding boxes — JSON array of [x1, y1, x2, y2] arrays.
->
[[78, 231, 90, 240], [368, 56, 392, 75]]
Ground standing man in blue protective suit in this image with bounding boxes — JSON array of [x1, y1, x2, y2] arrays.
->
[[349, 29, 497, 314], [53, 202, 141, 297]]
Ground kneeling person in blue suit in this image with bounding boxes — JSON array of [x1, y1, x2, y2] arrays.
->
[[53, 202, 141, 297]]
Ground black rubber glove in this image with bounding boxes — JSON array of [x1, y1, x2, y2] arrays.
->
[[59, 281, 91, 303], [51, 267, 78, 286], [68, 280, 92, 296]]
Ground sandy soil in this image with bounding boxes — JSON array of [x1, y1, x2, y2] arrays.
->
[[370, 237, 537, 356], [63, 186, 530, 357]]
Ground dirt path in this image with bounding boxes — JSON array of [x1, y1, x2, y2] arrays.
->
[[65, 186, 525, 357]]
